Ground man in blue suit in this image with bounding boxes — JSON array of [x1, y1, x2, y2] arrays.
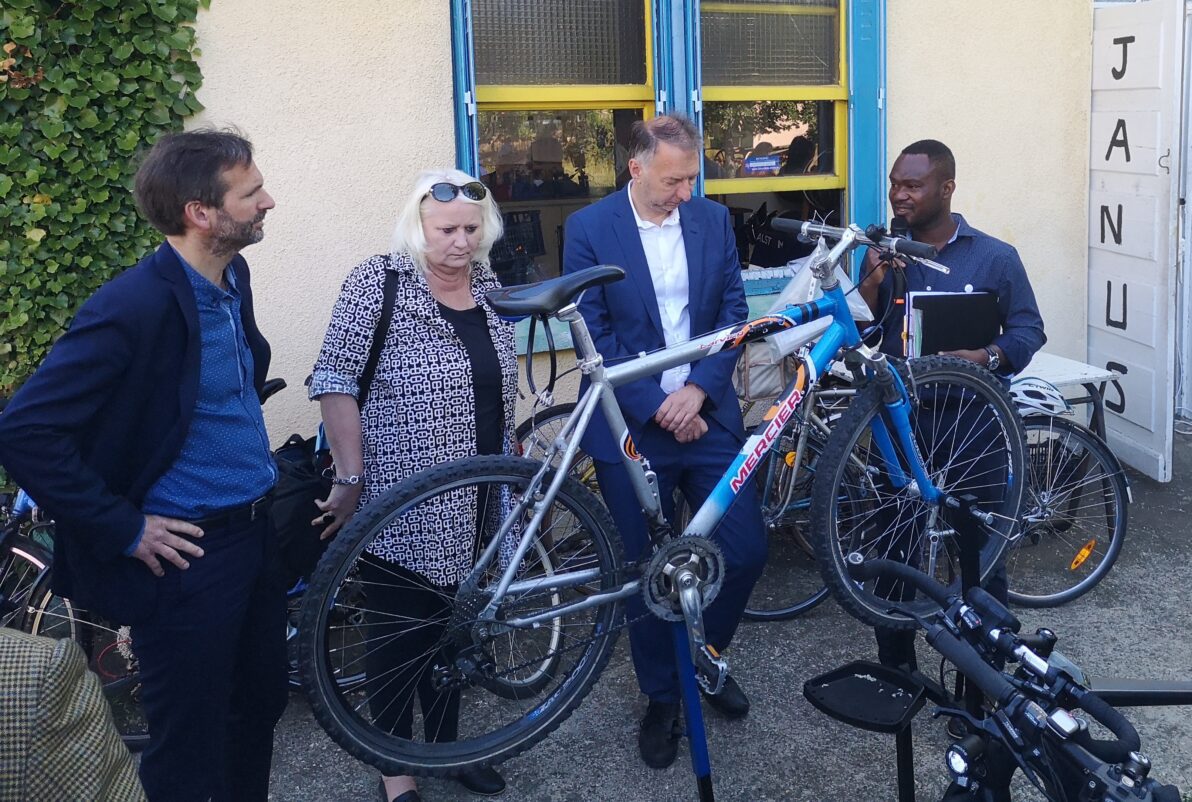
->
[[0, 129, 287, 801], [563, 113, 766, 769]]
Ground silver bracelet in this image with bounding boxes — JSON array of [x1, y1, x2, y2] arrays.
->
[[331, 474, 363, 486]]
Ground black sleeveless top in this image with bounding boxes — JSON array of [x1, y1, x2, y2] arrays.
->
[[438, 303, 503, 456]]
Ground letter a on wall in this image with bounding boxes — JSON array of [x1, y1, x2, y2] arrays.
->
[[1088, 0, 1182, 481]]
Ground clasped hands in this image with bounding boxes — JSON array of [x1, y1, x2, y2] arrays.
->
[[654, 383, 708, 444]]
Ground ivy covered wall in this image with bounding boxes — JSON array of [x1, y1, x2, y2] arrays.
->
[[0, 0, 208, 394]]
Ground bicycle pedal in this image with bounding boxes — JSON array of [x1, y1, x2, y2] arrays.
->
[[695, 644, 729, 695]]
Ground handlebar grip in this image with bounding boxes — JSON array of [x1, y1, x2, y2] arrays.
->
[[845, 555, 953, 610], [768, 218, 808, 237], [889, 238, 938, 260], [1070, 688, 1141, 764], [925, 626, 1016, 708]]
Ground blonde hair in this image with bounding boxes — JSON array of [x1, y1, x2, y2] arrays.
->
[[391, 168, 503, 270]]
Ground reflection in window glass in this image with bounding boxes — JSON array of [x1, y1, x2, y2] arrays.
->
[[473, 0, 646, 85], [479, 109, 643, 283], [703, 100, 834, 180], [701, 1, 839, 86], [715, 192, 844, 268], [478, 109, 641, 203]]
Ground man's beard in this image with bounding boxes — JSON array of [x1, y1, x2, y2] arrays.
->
[[210, 210, 265, 257]]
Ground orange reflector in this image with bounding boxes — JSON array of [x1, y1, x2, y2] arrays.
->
[[706, 645, 720, 658], [785, 451, 797, 467], [1069, 540, 1097, 571]]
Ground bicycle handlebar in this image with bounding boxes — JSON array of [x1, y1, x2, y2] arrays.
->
[[769, 218, 945, 267], [845, 554, 952, 609], [847, 554, 1153, 777], [1070, 687, 1142, 764]]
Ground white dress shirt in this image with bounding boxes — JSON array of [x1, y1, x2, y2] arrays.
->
[[627, 182, 690, 393]]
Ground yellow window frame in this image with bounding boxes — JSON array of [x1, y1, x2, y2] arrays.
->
[[474, 0, 654, 111], [701, 0, 848, 195]]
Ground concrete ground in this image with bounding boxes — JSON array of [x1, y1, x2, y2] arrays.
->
[[269, 434, 1192, 802]]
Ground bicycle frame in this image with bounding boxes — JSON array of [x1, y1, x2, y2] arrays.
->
[[468, 226, 950, 628]]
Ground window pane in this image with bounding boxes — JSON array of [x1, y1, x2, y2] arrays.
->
[[711, 194, 844, 269], [479, 108, 643, 281], [703, 100, 834, 181], [473, 0, 647, 85], [701, 1, 839, 86]]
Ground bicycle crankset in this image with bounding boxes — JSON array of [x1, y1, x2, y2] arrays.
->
[[642, 536, 725, 622]]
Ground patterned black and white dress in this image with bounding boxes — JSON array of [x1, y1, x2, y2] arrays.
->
[[308, 251, 518, 586]]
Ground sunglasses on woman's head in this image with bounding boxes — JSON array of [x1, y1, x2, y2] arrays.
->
[[426, 182, 487, 202]]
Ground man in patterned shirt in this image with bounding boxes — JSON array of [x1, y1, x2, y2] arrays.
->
[[0, 129, 285, 801]]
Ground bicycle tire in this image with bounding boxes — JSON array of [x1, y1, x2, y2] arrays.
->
[[298, 455, 623, 776], [515, 403, 598, 495], [286, 577, 369, 693], [744, 434, 832, 621], [1005, 415, 1128, 608], [0, 535, 51, 630], [810, 356, 1027, 629], [26, 580, 151, 751], [670, 432, 830, 622]]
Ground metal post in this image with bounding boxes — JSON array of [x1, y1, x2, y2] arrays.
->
[[673, 622, 715, 802]]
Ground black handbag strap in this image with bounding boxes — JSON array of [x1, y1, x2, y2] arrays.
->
[[357, 257, 398, 410]]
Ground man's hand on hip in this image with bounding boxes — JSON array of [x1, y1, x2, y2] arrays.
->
[[654, 383, 707, 434], [132, 515, 205, 577]]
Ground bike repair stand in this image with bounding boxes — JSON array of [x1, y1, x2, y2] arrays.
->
[[946, 493, 991, 722], [886, 493, 988, 802], [675, 623, 715, 801], [673, 565, 718, 802]]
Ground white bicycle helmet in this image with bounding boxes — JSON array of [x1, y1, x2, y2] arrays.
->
[[1010, 377, 1072, 417]]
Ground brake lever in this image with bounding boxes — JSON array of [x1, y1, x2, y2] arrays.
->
[[909, 255, 951, 275]]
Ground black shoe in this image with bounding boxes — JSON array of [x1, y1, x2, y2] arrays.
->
[[701, 674, 750, 719], [945, 716, 968, 740], [456, 765, 506, 796], [378, 780, 422, 802], [638, 699, 682, 769]]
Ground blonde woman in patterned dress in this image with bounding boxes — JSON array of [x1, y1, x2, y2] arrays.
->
[[308, 169, 515, 802]]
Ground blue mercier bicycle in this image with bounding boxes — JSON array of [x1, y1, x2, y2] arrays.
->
[[297, 220, 1027, 793]]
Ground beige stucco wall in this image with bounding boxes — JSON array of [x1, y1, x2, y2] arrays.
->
[[191, 1, 456, 438], [188, 1, 1094, 439], [886, 0, 1093, 363]]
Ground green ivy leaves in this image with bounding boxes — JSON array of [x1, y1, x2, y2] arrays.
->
[[0, 1, 208, 394]]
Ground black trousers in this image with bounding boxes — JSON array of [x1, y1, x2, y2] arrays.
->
[[359, 556, 461, 743], [132, 516, 288, 802]]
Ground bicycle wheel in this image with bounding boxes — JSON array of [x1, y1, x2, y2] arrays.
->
[[298, 455, 623, 776], [286, 575, 369, 692], [0, 535, 51, 629], [1005, 415, 1128, 608], [515, 403, 598, 495], [810, 356, 1027, 629], [27, 584, 150, 750], [743, 432, 832, 621]]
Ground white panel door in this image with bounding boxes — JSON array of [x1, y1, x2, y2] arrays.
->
[[1089, 0, 1184, 481]]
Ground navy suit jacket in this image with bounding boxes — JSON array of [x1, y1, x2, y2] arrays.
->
[[0, 243, 270, 624], [563, 188, 748, 462]]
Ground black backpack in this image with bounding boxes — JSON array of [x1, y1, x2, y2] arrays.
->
[[270, 263, 398, 587]]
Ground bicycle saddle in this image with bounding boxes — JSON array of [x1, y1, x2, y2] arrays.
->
[[485, 265, 625, 318]]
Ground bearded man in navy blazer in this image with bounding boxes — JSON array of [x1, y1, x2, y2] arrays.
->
[[563, 113, 766, 770], [0, 129, 287, 801]]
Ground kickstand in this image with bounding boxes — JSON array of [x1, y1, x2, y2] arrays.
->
[[673, 621, 715, 802]]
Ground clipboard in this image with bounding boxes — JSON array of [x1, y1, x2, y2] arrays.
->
[[905, 291, 999, 357]]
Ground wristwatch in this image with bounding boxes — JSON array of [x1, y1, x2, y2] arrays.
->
[[983, 346, 1001, 373], [331, 474, 363, 487]]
